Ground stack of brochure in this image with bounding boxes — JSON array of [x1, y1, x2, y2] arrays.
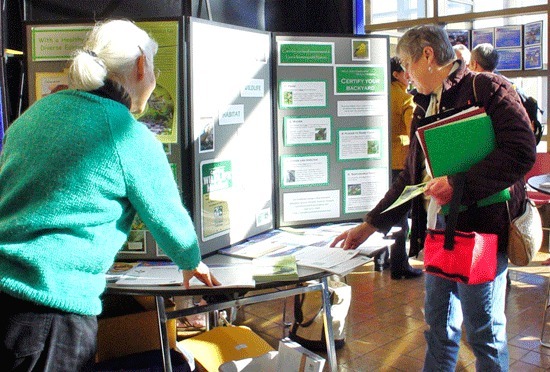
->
[[252, 255, 299, 282], [113, 261, 255, 288]]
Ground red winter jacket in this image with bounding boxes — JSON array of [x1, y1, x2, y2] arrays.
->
[[366, 60, 536, 256]]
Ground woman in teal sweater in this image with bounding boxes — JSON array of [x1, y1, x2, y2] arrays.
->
[[0, 19, 219, 371]]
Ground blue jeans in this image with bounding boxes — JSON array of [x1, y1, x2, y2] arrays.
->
[[423, 252, 509, 371], [0, 293, 97, 371]]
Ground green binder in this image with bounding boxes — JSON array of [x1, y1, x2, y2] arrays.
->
[[419, 110, 510, 213]]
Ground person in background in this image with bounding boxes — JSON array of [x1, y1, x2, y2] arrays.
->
[[0, 19, 219, 371], [470, 43, 548, 269], [453, 43, 471, 66], [469, 42, 500, 73], [388, 56, 422, 279], [332, 25, 535, 370]]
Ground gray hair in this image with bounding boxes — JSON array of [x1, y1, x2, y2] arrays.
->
[[471, 43, 499, 72], [453, 43, 471, 63], [396, 25, 455, 67], [68, 19, 158, 91]]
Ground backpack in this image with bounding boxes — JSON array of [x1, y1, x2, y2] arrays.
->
[[516, 88, 544, 145]]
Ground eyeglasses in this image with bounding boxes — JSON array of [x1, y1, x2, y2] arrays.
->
[[399, 58, 410, 72]]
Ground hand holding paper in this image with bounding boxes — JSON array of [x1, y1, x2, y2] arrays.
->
[[382, 182, 427, 213]]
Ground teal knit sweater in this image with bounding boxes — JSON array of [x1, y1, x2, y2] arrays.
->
[[0, 90, 201, 316]]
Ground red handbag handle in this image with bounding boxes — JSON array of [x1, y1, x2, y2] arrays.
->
[[443, 172, 466, 250]]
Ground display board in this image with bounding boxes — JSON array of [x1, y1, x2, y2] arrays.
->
[[273, 34, 390, 227], [186, 18, 275, 256]]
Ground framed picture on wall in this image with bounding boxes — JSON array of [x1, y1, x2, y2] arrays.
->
[[446, 29, 470, 49], [524, 20, 542, 46], [524, 45, 542, 70], [472, 28, 494, 48], [496, 48, 522, 71], [495, 25, 522, 48]]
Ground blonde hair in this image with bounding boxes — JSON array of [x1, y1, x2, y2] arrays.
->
[[68, 19, 158, 91]]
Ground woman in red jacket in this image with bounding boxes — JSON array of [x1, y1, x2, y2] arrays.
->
[[332, 25, 536, 371]]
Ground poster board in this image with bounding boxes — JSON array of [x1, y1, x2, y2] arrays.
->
[[186, 18, 275, 256], [273, 34, 390, 228]]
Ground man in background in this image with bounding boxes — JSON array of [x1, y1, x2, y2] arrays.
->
[[453, 43, 471, 66], [468, 43, 499, 72]]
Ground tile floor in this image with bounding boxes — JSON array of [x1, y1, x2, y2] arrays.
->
[[226, 250, 550, 371]]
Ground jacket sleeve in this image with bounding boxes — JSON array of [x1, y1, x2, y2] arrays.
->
[[456, 72, 536, 207]]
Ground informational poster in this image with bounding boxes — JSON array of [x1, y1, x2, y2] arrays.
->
[[188, 18, 274, 256], [200, 159, 232, 241], [495, 25, 523, 48], [274, 34, 390, 227], [472, 28, 495, 48]]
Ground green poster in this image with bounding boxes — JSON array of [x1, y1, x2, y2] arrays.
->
[[279, 43, 333, 64], [335, 65, 385, 94]]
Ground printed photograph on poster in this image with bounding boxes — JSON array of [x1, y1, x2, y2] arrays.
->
[[337, 128, 382, 160], [343, 167, 389, 213], [471, 28, 494, 48], [136, 21, 180, 144], [495, 25, 522, 48], [496, 48, 523, 71], [277, 41, 334, 66], [524, 45, 542, 70], [135, 83, 175, 139], [351, 39, 370, 61], [446, 29, 470, 49], [198, 117, 215, 153], [35, 71, 69, 101], [283, 116, 332, 146], [280, 154, 329, 188], [524, 20, 542, 46]]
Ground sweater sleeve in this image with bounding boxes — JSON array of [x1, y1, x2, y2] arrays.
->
[[112, 113, 201, 271]]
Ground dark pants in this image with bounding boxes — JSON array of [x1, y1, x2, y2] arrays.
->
[[391, 170, 411, 272], [0, 292, 97, 372]]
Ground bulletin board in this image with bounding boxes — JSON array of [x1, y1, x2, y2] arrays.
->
[[273, 34, 390, 228], [186, 17, 275, 257]]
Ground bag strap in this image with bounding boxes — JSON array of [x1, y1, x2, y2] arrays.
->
[[473, 74, 478, 103], [443, 172, 466, 250]]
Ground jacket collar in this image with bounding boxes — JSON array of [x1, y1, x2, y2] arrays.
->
[[413, 59, 468, 112], [88, 80, 132, 110]]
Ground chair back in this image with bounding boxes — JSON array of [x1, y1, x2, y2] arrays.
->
[[526, 152, 550, 206], [526, 152, 550, 180]]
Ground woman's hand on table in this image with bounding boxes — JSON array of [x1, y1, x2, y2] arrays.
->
[[330, 222, 377, 250], [183, 261, 221, 289]]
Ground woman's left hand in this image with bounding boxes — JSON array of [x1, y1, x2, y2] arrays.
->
[[425, 176, 453, 206], [183, 261, 221, 289]]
